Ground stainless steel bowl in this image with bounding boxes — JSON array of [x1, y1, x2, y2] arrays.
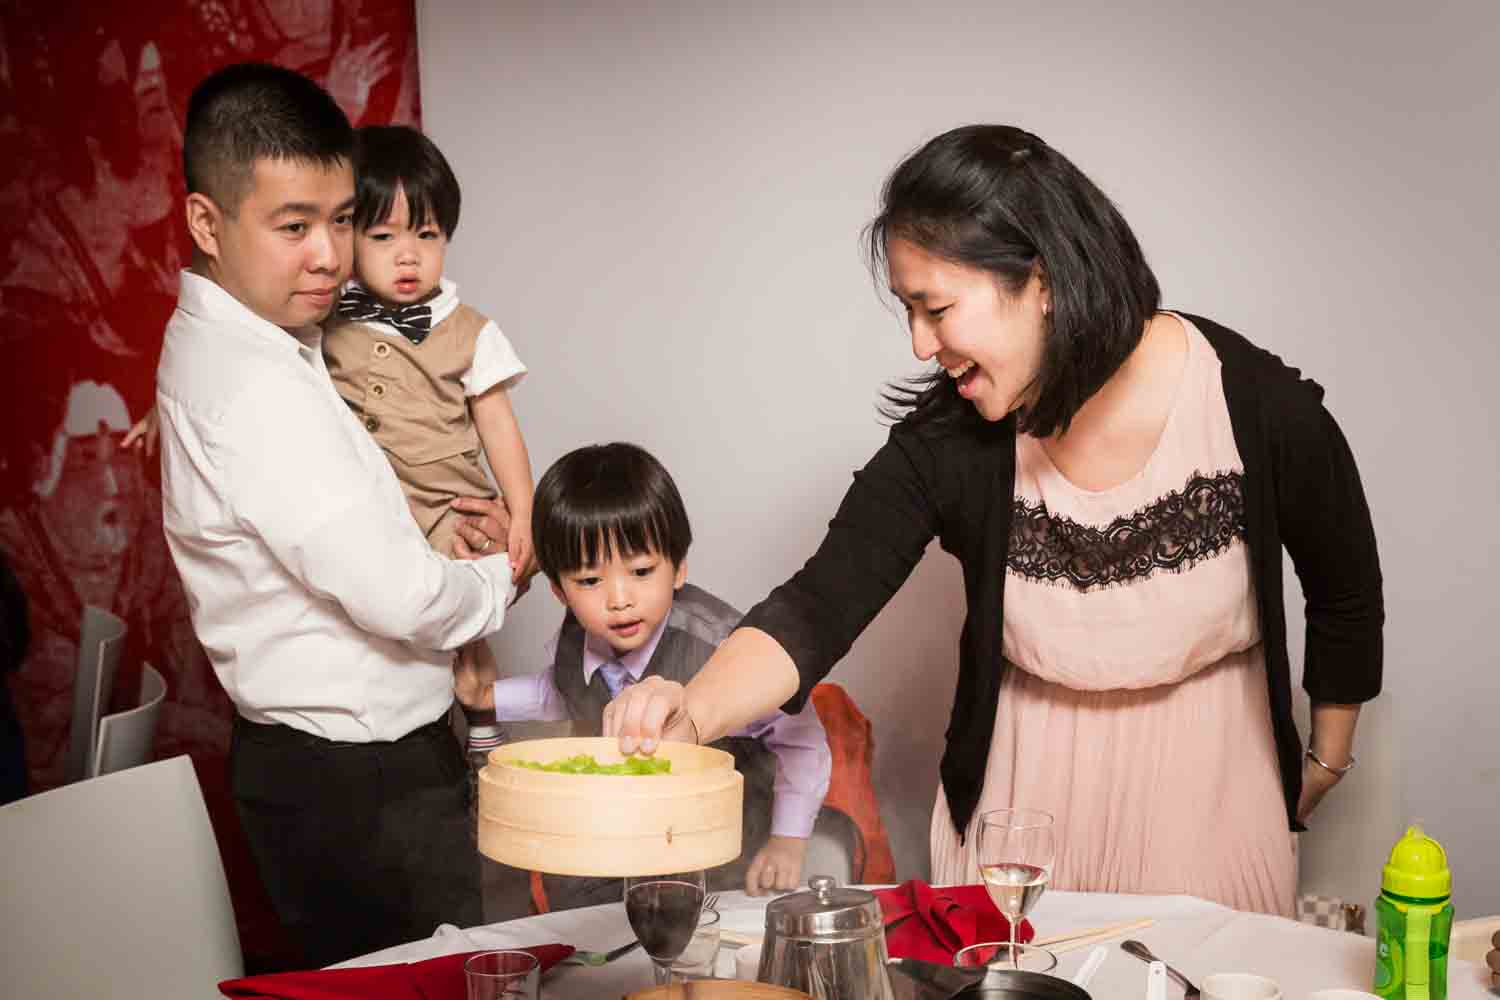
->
[[954, 968, 1092, 1000], [889, 957, 1092, 1000]]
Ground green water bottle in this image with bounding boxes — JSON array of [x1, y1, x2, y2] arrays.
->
[[1373, 824, 1453, 1000]]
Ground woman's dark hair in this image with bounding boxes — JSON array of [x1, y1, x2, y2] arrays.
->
[[867, 125, 1160, 437], [533, 443, 692, 583], [352, 125, 462, 238], [183, 62, 353, 217]]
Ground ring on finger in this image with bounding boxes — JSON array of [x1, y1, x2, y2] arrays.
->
[[478, 536, 493, 552]]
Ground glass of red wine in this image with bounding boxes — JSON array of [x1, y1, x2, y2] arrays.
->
[[623, 870, 707, 986], [976, 808, 1056, 971]]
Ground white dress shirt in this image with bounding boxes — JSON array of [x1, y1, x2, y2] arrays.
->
[[156, 271, 514, 742]]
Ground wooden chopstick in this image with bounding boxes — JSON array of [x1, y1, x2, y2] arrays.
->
[[1033, 917, 1155, 953], [719, 929, 763, 948]]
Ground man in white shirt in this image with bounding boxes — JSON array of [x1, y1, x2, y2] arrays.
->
[[156, 63, 514, 967]]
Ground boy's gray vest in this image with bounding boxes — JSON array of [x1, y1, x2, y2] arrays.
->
[[542, 584, 778, 910]]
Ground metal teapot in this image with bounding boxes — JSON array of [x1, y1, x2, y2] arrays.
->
[[758, 875, 897, 1000]]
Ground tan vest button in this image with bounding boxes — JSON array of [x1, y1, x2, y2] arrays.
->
[[373, 342, 391, 358], [370, 382, 386, 397], [365, 416, 380, 432]]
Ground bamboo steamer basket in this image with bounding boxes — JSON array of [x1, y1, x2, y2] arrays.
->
[[477, 737, 743, 877], [626, 983, 812, 999]]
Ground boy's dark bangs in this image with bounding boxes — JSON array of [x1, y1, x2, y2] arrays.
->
[[559, 504, 673, 573]]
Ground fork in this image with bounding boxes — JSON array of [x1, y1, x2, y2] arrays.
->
[[703, 893, 720, 912], [563, 939, 641, 966]]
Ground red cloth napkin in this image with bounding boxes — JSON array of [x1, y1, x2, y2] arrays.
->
[[874, 881, 1034, 965], [218, 945, 574, 999]]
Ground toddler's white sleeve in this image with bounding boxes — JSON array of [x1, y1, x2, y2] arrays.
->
[[463, 320, 527, 397]]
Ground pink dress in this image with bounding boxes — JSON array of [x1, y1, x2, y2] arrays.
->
[[929, 315, 1296, 916]]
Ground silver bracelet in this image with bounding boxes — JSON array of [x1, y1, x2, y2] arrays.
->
[[1306, 747, 1356, 777], [681, 707, 701, 746]]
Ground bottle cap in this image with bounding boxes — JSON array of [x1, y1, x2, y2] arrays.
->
[[1381, 823, 1451, 901]]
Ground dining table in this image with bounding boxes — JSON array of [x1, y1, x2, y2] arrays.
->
[[336, 886, 1497, 999]]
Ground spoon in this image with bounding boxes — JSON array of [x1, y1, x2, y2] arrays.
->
[[1147, 961, 1168, 1000], [1122, 939, 1201, 998]]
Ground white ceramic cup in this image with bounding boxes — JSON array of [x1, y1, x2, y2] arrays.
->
[[1307, 991, 1381, 1000], [1201, 972, 1283, 1000]]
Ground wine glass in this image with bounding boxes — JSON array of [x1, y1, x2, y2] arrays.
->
[[976, 808, 1056, 970], [623, 870, 707, 986]]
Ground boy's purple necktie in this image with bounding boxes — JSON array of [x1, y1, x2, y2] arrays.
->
[[600, 662, 633, 699]]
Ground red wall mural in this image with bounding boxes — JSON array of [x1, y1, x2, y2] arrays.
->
[[0, 1, 421, 967]]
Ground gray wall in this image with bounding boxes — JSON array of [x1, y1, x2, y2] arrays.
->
[[418, 1, 1500, 918]]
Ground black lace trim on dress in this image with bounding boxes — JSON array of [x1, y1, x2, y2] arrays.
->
[[1008, 470, 1247, 591]]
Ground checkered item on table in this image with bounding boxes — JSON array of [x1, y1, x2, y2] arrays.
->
[[1298, 894, 1367, 934]]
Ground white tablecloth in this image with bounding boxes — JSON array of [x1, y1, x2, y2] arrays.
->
[[339, 889, 1496, 999]]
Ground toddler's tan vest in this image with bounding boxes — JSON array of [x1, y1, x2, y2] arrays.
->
[[322, 304, 495, 550]]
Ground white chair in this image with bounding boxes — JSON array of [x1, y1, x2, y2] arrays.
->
[[92, 662, 167, 777], [65, 605, 127, 783], [0, 754, 244, 998]]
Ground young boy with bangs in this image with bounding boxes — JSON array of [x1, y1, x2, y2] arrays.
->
[[457, 442, 832, 908], [155, 63, 514, 967]]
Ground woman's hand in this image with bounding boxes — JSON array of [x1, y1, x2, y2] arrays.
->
[[1299, 704, 1360, 824], [602, 675, 697, 755], [1295, 754, 1344, 823]]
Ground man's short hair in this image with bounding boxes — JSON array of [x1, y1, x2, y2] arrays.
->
[[183, 62, 354, 216]]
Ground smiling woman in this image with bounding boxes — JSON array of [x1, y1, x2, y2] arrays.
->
[[884, 237, 1050, 425], [605, 123, 1384, 920], [870, 125, 1160, 437]]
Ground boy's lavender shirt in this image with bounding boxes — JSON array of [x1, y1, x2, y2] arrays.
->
[[492, 610, 832, 839]]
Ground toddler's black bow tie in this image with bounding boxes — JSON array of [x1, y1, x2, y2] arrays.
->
[[336, 286, 434, 344]]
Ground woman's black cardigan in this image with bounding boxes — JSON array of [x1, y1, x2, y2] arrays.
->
[[741, 313, 1384, 839]]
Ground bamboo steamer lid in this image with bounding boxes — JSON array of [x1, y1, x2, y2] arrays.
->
[[626, 983, 813, 999], [477, 737, 743, 877]]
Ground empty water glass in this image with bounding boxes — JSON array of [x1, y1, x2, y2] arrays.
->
[[670, 908, 722, 981], [464, 949, 539, 1000]]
